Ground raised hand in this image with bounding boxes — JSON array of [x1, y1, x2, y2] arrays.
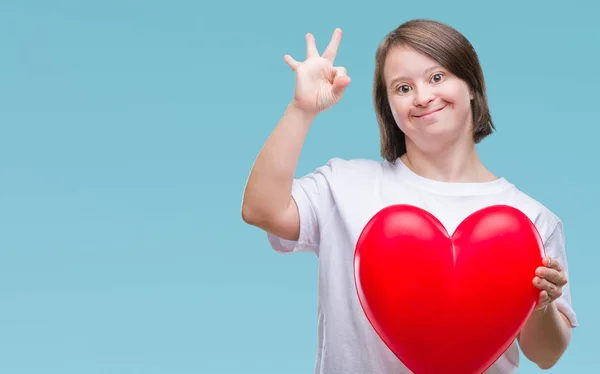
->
[[284, 28, 351, 116]]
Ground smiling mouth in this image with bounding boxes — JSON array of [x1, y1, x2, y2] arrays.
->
[[415, 105, 446, 118]]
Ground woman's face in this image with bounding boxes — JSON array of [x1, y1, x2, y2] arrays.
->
[[384, 46, 474, 153]]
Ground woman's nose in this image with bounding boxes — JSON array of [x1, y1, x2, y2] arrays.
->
[[413, 87, 435, 107]]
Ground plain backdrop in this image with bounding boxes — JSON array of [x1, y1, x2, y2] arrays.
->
[[1, 1, 598, 373]]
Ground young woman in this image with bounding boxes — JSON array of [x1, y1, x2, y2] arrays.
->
[[241, 19, 577, 373]]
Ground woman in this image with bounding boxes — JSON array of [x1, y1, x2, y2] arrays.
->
[[241, 19, 577, 373]]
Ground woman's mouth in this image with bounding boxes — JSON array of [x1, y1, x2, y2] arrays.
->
[[415, 105, 446, 119]]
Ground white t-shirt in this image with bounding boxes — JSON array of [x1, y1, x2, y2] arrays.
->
[[267, 157, 578, 374]]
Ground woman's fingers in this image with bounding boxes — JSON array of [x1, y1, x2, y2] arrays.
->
[[533, 276, 562, 299], [286, 29, 343, 71], [535, 257, 567, 287], [322, 28, 342, 62], [305, 33, 319, 59], [334, 66, 347, 76], [544, 256, 559, 270], [332, 66, 351, 95], [284, 54, 300, 70]]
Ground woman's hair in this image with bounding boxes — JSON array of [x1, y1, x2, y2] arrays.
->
[[373, 19, 495, 162]]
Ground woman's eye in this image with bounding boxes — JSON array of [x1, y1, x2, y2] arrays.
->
[[431, 73, 444, 83], [398, 85, 411, 94]]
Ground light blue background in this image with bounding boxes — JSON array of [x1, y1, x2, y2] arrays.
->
[[1, 1, 597, 373]]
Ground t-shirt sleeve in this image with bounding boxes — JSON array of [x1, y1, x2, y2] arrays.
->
[[267, 160, 336, 256], [544, 220, 578, 327]]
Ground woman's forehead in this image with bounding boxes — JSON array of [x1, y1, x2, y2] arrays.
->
[[384, 47, 442, 79]]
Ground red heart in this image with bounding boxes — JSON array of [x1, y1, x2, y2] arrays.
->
[[354, 204, 544, 374]]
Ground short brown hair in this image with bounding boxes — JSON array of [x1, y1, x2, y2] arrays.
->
[[373, 19, 495, 162]]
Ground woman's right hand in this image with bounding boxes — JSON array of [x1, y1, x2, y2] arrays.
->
[[284, 28, 351, 116]]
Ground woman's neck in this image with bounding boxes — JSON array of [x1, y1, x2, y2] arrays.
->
[[401, 140, 497, 183]]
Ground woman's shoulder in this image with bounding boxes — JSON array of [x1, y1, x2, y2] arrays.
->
[[297, 157, 395, 191], [502, 185, 562, 240], [319, 156, 395, 175]]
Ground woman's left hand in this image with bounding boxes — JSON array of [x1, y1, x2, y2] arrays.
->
[[533, 256, 568, 311]]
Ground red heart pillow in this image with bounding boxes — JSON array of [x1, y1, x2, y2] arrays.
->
[[354, 204, 544, 374]]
